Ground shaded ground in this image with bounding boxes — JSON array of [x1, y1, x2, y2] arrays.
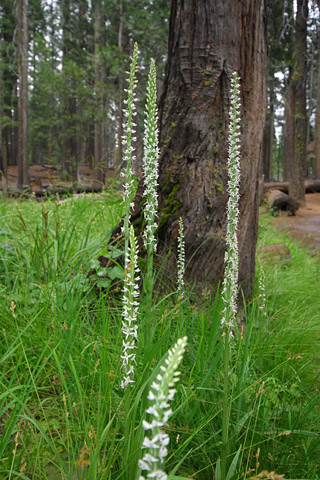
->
[[273, 193, 320, 249], [1, 164, 117, 190]]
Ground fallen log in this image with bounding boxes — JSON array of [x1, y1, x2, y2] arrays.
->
[[264, 180, 320, 194], [33, 184, 103, 196], [267, 189, 299, 215], [2, 184, 103, 198]]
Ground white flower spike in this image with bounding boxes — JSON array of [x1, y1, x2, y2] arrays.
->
[[220, 72, 241, 336], [121, 43, 139, 270], [139, 337, 187, 479], [177, 217, 185, 298], [143, 59, 160, 252], [121, 225, 140, 389]]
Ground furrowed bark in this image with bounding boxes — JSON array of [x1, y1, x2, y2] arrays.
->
[[156, 0, 267, 299]]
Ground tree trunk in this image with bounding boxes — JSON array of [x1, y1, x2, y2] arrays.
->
[[283, 70, 294, 182], [268, 78, 275, 180], [288, 0, 308, 205], [60, 0, 71, 176], [117, 0, 124, 170], [47, 1, 56, 163], [1, 0, 17, 169], [282, 0, 294, 182], [264, 179, 320, 193], [263, 69, 275, 180], [0, 57, 4, 177], [157, 0, 267, 299], [17, 0, 29, 189], [306, 38, 314, 174], [262, 120, 270, 181], [0, 116, 6, 196], [314, 36, 320, 179], [93, 0, 104, 186], [0, 96, 7, 195], [11, 89, 19, 166]]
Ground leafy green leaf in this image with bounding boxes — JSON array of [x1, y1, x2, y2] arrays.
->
[[108, 265, 124, 280], [215, 457, 221, 480], [226, 446, 242, 480]]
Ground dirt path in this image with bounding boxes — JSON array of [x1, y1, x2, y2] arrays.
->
[[273, 193, 320, 249]]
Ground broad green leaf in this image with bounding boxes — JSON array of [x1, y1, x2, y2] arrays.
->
[[226, 445, 242, 480]]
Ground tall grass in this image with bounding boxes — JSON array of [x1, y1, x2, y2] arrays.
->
[[1, 194, 319, 479], [1, 62, 320, 479]]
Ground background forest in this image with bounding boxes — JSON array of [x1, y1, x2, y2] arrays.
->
[[0, 0, 170, 186], [0, 0, 319, 189]]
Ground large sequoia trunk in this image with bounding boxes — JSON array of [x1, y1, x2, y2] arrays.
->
[[288, 0, 308, 205], [157, 0, 267, 298]]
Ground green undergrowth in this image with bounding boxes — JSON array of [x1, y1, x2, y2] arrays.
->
[[252, 213, 320, 477], [0, 197, 319, 479]]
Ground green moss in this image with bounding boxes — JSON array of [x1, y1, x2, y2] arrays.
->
[[158, 182, 182, 230], [165, 183, 180, 206], [204, 78, 212, 87], [212, 163, 223, 179], [163, 118, 178, 147], [291, 70, 303, 83], [163, 136, 172, 146], [161, 170, 171, 194], [213, 181, 224, 194]]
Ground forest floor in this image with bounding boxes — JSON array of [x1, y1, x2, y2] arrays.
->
[[273, 192, 320, 249], [3, 165, 320, 249]]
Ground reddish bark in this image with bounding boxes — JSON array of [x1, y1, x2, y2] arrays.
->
[[288, 0, 308, 205], [157, 0, 267, 298]]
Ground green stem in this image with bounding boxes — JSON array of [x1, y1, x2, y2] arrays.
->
[[124, 213, 129, 267], [144, 243, 154, 353], [221, 324, 231, 479], [123, 386, 131, 480], [141, 244, 154, 417]]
